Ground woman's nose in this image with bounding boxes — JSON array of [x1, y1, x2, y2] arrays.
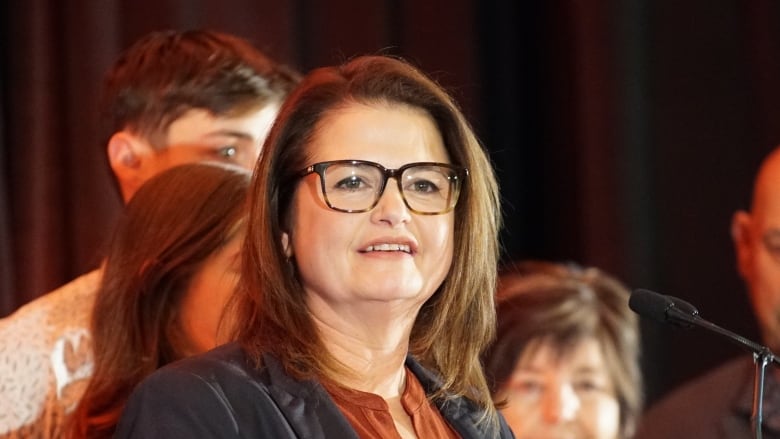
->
[[370, 180, 412, 226], [542, 384, 580, 424]]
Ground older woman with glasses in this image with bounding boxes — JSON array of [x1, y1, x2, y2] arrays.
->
[[113, 55, 511, 438]]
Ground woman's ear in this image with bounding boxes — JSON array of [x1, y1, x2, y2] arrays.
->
[[281, 231, 293, 258]]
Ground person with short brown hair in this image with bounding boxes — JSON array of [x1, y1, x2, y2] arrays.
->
[[485, 260, 643, 439]]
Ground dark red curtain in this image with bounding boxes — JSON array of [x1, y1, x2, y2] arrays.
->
[[3, 0, 780, 407]]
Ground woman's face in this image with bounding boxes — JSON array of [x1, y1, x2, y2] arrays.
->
[[177, 225, 244, 355], [497, 337, 621, 439], [284, 102, 455, 319]]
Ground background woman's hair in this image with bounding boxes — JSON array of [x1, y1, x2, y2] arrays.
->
[[68, 162, 251, 439], [230, 54, 502, 427], [484, 260, 643, 438]]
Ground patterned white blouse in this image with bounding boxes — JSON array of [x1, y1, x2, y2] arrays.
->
[[0, 270, 100, 438]]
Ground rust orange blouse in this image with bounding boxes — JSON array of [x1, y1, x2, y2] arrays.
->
[[324, 367, 462, 438]]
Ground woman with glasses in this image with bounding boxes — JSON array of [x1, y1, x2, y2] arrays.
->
[[114, 55, 511, 438]]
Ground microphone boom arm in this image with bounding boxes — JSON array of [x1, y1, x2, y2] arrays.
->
[[669, 307, 780, 366], [630, 288, 778, 439]]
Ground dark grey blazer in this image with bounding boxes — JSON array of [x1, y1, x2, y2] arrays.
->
[[114, 342, 514, 438], [636, 356, 780, 439]]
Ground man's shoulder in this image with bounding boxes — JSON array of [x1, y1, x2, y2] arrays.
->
[[636, 356, 752, 438], [651, 356, 750, 410]]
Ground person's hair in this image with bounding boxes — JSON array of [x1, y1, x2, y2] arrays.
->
[[68, 163, 251, 439], [229, 55, 502, 424], [99, 29, 301, 148], [483, 260, 643, 439]]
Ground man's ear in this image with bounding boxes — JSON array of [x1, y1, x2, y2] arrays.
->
[[107, 131, 151, 201], [107, 131, 143, 167], [732, 210, 753, 280]]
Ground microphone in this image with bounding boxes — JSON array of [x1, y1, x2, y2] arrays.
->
[[629, 288, 780, 365], [628, 288, 698, 328], [667, 295, 699, 316], [631, 288, 778, 438]]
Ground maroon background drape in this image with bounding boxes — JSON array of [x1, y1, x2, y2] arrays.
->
[[3, 0, 780, 408]]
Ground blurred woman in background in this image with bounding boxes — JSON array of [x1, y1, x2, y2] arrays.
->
[[484, 260, 643, 439]]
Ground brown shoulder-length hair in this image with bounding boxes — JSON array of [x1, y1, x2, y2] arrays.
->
[[483, 260, 643, 439], [230, 55, 502, 422], [68, 163, 251, 439]]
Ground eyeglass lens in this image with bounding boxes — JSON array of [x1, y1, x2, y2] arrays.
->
[[321, 162, 458, 213]]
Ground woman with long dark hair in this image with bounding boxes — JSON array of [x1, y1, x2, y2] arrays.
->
[[68, 163, 251, 438]]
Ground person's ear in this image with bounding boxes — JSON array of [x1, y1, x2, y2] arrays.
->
[[107, 132, 141, 168], [107, 131, 151, 201], [732, 210, 753, 280], [281, 231, 293, 258]]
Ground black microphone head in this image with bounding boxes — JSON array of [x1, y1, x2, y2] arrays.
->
[[629, 289, 674, 323], [666, 295, 699, 316]]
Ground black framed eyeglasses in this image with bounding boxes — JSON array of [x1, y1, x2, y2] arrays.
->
[[297, 160, 467, 215]]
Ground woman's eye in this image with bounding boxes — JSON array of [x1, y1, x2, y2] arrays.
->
[[574, 379, 609, 395], [409, 179, 440, 193], [513, 379, 544, 395], [334, 176, 367, 191]]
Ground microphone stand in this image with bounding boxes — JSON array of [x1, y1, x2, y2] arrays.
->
[[673, 307, 780, 439], [754, 348, 773, 439]]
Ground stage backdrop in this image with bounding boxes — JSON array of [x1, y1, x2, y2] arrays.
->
[[2, 0, 780, 407]]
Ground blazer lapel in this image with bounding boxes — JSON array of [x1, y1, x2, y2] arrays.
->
[[262, 354, 359, 439], [406, 356, 497, 438]]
